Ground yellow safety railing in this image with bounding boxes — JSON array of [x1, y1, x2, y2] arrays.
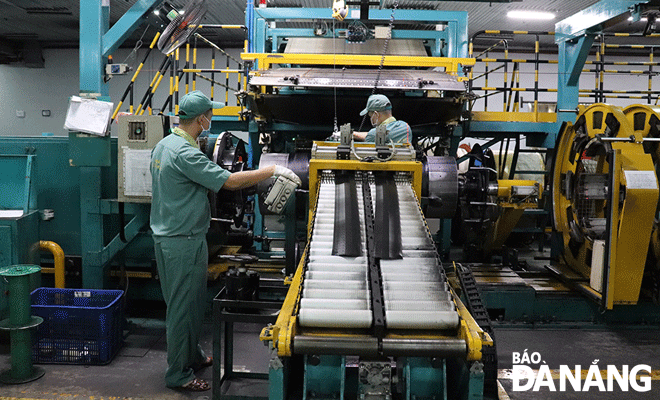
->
[[112, 29, 246, 120]]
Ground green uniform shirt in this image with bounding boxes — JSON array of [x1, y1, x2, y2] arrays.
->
[[150, 127, 231, 237], [365, 117, 412, 144]]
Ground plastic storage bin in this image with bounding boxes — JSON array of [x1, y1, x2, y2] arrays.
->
[[30, 288, 124, 365]]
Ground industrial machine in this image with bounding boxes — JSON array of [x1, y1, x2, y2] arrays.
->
[[552, 104, 659, 309], [259, 142, 494, 399], [3, 0, 660, 398]]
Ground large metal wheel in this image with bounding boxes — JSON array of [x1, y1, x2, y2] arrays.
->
[[210, 132, 249, 228], [552, 104, 658, 308], [552, 104, 633, 277]]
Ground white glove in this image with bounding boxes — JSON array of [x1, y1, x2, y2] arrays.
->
[[332, 0, 347, 21], [273, 165, 302, 187]]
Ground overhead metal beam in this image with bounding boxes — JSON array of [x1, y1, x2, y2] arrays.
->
[[103, 0, 161, 56], [555, 0, 649, 43]]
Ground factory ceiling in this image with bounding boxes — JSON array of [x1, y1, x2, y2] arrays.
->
[[0, 0, 656, 65]]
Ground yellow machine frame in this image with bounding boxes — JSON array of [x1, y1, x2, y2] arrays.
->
[[241, 53, 475, 77], [552, 104, 659, 309]]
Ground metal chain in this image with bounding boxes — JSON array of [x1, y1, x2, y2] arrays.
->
[[357, 0, 399, 132], [122, 25, 150, 65], [333, 19, 339, 134]]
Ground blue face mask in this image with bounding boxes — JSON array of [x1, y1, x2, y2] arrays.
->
[[199, 115, 212, 138]]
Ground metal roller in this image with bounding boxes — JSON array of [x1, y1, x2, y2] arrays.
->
[[293, 335, 467, 358], [306, 271, 366, 281], [380, 273, 443, 282], [308, 256, 367, 264], [380, 266, 441, 274], [385, 300, 455, 311], [386, 311, 460, 329], [307, 263, 366, 272], [303, 279, 367, 290], [298, 309, 372, 328], [384, 290, 452, 301], [422, 156, 459, 218], [293, 336, 380, 358], [381, 338, 466, 357], [302, 288, 369, 299], [383, 282, 445, 291], [300, 298, 370, 310], [381, 258, 438, 267]]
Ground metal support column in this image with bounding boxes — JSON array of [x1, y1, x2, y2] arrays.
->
[[78, 0, 158, 288]]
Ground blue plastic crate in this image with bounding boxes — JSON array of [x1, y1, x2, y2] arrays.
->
[[31, 288, 124, 365]]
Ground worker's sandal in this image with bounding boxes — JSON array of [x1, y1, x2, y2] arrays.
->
[[180, 378, 210, 392], [193, 356, 213, 371]]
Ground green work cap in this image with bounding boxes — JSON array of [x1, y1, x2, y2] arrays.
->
[[359, 94, 392, 116], [178, 90, 224, 119]]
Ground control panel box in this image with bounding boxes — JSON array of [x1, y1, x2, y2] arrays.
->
[[117, 115, 172, 203]]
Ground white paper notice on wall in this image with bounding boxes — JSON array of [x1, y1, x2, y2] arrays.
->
[[624, 170, 658, 190], [63, 96, 114, 136], [123, 148, 153, 197]]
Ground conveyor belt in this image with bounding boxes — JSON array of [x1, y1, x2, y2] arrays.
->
[[298, 172, 372, 329], [299, 171, 459, 332]]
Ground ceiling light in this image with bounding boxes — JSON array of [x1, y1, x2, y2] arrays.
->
[[507, 11, 556, 20]]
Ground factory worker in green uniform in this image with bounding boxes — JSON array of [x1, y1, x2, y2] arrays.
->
[[150, 91, 301, 392], [353, 94, 412, 144]]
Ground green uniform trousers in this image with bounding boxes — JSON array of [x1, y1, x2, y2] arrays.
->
[[153, 234, 208, 387]]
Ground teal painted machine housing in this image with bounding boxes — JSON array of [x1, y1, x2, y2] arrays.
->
[[0, 137, 156, 288], [0, 153, 40, 319]]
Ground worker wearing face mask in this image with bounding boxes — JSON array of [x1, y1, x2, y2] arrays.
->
[[150, 90, 301, 392], [353, 94, 411, 144]]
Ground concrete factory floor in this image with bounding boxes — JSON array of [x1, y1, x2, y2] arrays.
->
[[1, 303, 659, 400]]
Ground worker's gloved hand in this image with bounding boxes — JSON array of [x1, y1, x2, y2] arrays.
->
[[332, 0, 347, 21], [273, 165, 302, 187]]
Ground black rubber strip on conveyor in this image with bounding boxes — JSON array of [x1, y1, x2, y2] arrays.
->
[[374, 172, 403, 260], [332, 171, 362, 257]]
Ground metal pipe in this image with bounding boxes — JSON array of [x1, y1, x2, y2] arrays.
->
[[381, 338, 466, 357], [111, 31, 161, 120], [175, 47, 180, 114], [185, 44, 190, 94], [211, 46, 216, 102], [38, 241, 65, 289], [293, 336, 379, 357], [292, 335, 467, 358]]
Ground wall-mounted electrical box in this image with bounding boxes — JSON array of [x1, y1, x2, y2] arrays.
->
[[117, 115, 172, 203]]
